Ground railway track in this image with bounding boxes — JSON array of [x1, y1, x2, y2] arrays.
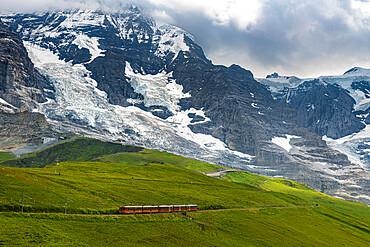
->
[[0, 205, 319, 217]]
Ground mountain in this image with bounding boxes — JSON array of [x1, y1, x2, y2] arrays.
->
[[0, 7, 369, 205], [259, 69, 370, 174]]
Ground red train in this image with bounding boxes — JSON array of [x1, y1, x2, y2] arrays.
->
[[119, 204, 198, 214]]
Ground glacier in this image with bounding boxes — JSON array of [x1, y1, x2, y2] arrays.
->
[[26, 41, 253, 168]]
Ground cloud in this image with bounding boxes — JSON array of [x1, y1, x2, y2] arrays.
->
[[163, 0, 370, 77], [352, 0, 370, 18], [1, 0, 370, 77], [148, 9, 174, 25], [147, 0, 262, 29], [0, 0, 97, 12]]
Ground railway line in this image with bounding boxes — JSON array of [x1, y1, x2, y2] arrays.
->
[[0, 205, 319, 218]]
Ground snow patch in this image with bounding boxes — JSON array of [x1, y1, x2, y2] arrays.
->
[[0, 97, 17, 113], [323, 126, 370, 170], [154, 24, 192, 60], [0, 98, 15, 107], [167, 108, 223, 150], [271, 135, 300, 152], [125, 62, 190, 113], [59, 9, 105, 29], [72, 34, 104, 62], [251, 103, 259, 109], [25, 41, 64, 65]]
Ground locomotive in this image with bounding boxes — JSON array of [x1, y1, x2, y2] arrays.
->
[[119, 204, 198, 214]]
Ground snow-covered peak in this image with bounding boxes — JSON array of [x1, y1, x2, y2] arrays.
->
[[113, 11, 155, 43], [57, 9, 105, 29], [154, 24, 194, 60], [257, 73, 303, 91], [343, 67, 370, 77], [2, 9, 199, 64], [158, 24, 195, 42], [2, 8, 158, 64]]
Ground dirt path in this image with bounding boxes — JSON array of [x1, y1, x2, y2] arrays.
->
[[204, 168, 239, 178]]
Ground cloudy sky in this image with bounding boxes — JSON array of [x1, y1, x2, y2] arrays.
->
[[1, 0, 370, 78]]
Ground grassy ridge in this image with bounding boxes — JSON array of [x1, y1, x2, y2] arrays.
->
[[98, 151, 370, 221], [95, 150, 222, 173], [0, 152, 14, 162], [0, 137, 221, 172], [0, 138, 142, 168], [223, 171, 370, 222], [0, 207, 369, 246]]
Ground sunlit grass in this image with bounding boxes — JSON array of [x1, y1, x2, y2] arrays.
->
[[0, 161, 304, 213], [223, 171, 370, 222], [0, 152, 14, 162], [0, 207, 368, 246]]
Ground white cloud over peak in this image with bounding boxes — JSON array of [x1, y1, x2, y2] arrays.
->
[[352, 0, 370, 17], [147, 0, 262, 30], [2, 0, 370, 78]]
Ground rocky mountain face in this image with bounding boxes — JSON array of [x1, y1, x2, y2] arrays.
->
[[269, 78, 364, 139], [0, 20, 59, 152], [0, 20, 52, 112], [259, 70, 370, 175], [1, 8, 369, 205], [0, 111, 63, 156]]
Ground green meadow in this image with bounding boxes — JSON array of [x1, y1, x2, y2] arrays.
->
[[0, 161, 303, 213], [0, 152, 14, 162], [0, 207, 368, 246], [0, 138, 368, 246], [222, 171, 370, 222]]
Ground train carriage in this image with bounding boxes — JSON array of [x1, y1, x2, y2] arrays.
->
[[119, 204, 198, 214], [158, 205, 171, 213]]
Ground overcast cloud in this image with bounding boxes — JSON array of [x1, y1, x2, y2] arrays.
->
[[1, 0, 370, 78]]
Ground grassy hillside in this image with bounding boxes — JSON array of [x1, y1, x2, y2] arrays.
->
[[1, 137, 220, 172], [0, 152, 14, 162], [0, 161, 303, 213], [98, 150, 370, 222], [0, 137, 369, 246], [0, 138, 368, 217], [222, 171, 370, 222], [0, 207, 369, 246], [1, 138, 142, 168], [95, 149, 222, 173]]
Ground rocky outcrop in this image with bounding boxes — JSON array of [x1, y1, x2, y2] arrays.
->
[[170, 53, 295, 155], [279, 80, 364, 139], [0, 20, 62, 154], [0, 20, 51, 112], [0, 111, 60, 152]]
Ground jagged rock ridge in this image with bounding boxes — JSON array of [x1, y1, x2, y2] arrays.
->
[[0, 20, 53, 112]]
